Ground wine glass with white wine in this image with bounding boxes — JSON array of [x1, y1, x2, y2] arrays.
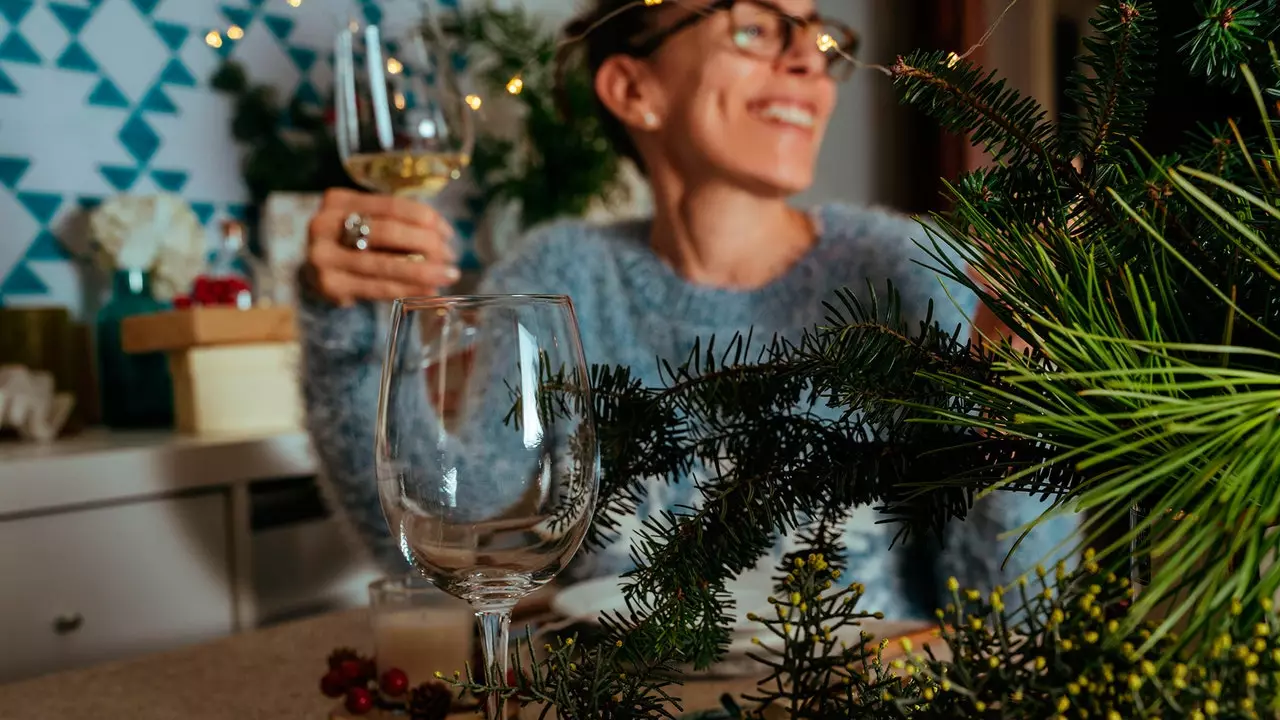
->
[[335, 3, 472, 200]]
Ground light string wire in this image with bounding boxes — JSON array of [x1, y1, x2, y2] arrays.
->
[[203, 0, 1021, 101], [500, 0, 1023, 91]]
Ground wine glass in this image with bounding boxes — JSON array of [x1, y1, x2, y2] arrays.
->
[[375, 295, 600, 718], [334, 3, 473, 199]]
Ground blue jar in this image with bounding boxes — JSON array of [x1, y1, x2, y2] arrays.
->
[[96, 268, 174, 428]]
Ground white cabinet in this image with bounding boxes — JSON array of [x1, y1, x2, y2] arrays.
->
[[0, 493, 235, 683]]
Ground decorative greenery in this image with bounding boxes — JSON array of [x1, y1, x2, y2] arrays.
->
[[440, 4, 630, 230], [210, 62, 356, 205], [446, 1, 1280, 718]]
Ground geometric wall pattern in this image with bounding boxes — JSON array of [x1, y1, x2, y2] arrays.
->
[[0, 0, 473, 313]]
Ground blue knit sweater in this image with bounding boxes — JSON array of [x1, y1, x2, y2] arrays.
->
[[298, 203, 1076, 619]]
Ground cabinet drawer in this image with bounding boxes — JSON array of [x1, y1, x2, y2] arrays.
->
[[0, 493, 235, 683]]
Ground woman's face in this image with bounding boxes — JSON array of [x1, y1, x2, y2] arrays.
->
[[645, 0, 838, 196]]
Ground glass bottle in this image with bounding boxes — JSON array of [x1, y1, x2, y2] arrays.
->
[[96, 268, 175, 428]]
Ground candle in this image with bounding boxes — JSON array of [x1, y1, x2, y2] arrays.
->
[[372, 606, 472, 684], [369, 575, 473, 689]]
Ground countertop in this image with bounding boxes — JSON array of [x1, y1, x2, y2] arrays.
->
[[0, 609, 370, 720], [0, 428, 315, 517], [0, 606, 821, 719]]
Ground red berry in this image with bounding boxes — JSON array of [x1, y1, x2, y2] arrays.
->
[[320, 670, 347, 698], [344, 687, 374, 715], [339, 659, 364, 683], [379, 668, 409, 697], [173, 295, 191, 309]]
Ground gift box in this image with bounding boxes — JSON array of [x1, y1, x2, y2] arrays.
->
[[121, 307, 302, 435]]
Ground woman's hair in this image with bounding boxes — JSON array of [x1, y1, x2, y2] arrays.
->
[[553, 1, 659, 171]]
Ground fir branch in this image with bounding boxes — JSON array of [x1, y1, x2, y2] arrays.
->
[[1064, 1, 1159, 175]]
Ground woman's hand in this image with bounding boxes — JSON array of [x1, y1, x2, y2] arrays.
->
[[304, 188, 460, 306]]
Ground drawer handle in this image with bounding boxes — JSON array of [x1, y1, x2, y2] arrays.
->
[[52, 613, 84, 635]]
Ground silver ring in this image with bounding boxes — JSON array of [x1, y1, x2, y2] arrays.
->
[[342, 212, 371, 251]]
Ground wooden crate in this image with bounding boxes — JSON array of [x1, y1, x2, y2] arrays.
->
[[121, 306, 296, 354]]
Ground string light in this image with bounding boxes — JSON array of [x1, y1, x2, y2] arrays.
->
[[287, 0, 302, 6], [226, 24, 244, 40], [465, 94, 483, 110], [495, 0, 1022, 98], [205, 30, 223, 48], [386, 57, 404, 75]]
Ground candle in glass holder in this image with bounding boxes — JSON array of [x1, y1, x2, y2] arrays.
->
[[369, 574, 473, 689]]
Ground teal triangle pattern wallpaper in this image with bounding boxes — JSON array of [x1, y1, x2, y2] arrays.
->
[[0, 0, 477, 311]]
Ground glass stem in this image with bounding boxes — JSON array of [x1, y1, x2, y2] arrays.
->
[[476, 608, 512, 719]]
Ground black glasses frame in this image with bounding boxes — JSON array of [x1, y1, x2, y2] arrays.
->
[[627, 0, 860, 78]]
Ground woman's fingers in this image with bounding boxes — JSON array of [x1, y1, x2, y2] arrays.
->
[[305, 189, 461, 306], [312, 240, 461, 287], [309, 268, 438, 307], [322, 188, 455, 242]]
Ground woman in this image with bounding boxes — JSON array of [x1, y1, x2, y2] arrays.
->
[[299, 0, 1073, 618]]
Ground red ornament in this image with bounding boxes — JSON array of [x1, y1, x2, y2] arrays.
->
[[339, 659, 365, 683], [320, 670, 347, 698], [173, 295, 192, 309], [344, 687, 374, 716], [380, 668, 409, 697]]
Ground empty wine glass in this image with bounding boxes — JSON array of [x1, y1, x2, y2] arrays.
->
[[375, 295, 600, 718], [334, 2, 473, 199]]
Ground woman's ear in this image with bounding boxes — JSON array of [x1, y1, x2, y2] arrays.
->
[[595, 55, 664, 131]]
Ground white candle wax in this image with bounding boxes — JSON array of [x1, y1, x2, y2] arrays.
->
[[372, 606, 473, 686]]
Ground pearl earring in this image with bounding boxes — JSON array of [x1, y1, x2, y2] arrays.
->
[[643, 112, 658, 128]]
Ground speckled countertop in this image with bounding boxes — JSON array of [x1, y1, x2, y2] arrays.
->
[[0, 607, 938, 719], [0, 609, 371, 720], [0, 608, 755, 719]]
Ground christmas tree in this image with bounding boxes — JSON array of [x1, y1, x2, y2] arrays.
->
[[464, 1, 1280, 717]]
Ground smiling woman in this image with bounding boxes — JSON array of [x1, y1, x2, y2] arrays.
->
[[298, 0, 1076, 619]]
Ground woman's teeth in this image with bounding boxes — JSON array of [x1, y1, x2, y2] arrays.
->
[[755, 103, 815, 129]]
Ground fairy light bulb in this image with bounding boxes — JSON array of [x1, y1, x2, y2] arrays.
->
[[643, 0, 663, 5], [945, 51, 961, 68], [227, 24, 244, 40], [506, 76, 524, 95], [465, 94, 482, 110], [287, 0, 302, 6], [205, 30, 223, 48], [817, 33, 837, 52], [386, 57, 403, 75]]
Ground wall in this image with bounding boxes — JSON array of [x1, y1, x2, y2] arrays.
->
[[0, 0, 477, 313], [802, 0, 914, 210]]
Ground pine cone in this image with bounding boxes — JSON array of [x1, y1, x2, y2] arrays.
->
[[327, 647, 361, 671], [408, 681, 453, 720]]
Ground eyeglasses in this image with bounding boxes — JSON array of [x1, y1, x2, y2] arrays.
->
[[629, 0, 859, 82]]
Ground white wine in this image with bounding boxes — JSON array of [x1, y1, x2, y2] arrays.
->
[[344, 151, 470, 197]]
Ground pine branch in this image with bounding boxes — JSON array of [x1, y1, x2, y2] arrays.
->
[[1064, 1, 1159, 175]]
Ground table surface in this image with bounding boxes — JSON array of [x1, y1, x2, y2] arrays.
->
[[0, 606, 941, 719]]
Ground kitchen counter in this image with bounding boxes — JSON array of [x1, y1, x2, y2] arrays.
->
[[0, 602, 944, 719], [0, 609, 370, 720], [0, 606, 765, 720], [0, 428, 315, 518]]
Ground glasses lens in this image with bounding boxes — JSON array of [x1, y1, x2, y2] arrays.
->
[[729, 1, 785, 59]]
